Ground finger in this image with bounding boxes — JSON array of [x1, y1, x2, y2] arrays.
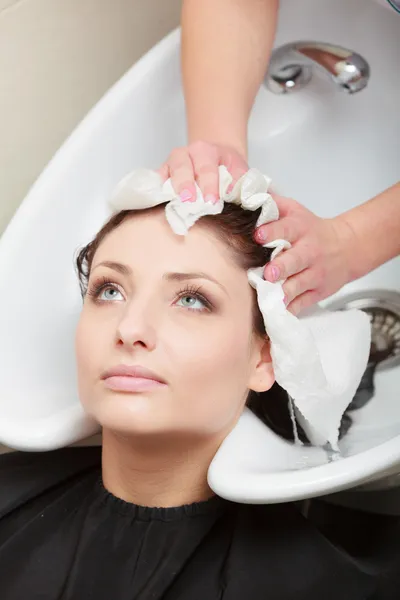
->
[[189, 143, 220, 203], [224, 156, 248, 191], [286, 290, 321, 316], [255, 217, 303, 245], [219, 148, 248, 192], [263, 247, 310, 282], [226, 165, 248, 194], [158, 163, 169, 182], [168, 148, 196, 202], [225, 165, 248, 194], [228, 161, 248, 184], [281, 268, 316, 304], [272, 195, 302, 218]]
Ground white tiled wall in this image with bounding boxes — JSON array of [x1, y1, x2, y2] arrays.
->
[[0, 0, 181, 235]]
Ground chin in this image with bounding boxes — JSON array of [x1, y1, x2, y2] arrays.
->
[[88, 391, 172, 435]]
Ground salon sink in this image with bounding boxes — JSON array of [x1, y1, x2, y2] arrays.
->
[[0, 0, 399, 502], [247, 0, 400, 483], [249, 0, 399, 215], [248, 0, 400, 488]]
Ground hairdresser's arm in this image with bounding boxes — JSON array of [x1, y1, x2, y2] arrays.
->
[[340, 183, 400, 279], [256, 182, 400, 314], [160, 0, 279, 200]]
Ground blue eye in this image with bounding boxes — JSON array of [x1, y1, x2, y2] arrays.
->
[[87, 277, 124, 302], [175, 285, 212, 312], [99, 286, 124, 302], [177, 294, 206, 311]]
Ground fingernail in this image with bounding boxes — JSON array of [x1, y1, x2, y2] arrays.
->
[[255, 228, 267, 243], [270, 266, 280, 281], [283, 294, 288, 306], [205, 193, 218, 204], [180, 189, 194, 202]]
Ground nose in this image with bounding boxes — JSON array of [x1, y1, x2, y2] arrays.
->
[[116, 300, 157, 351]]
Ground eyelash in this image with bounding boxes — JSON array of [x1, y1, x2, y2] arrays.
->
[[174, 284, 213, 312], [86, 277, 122, 301], [86, 278, 213, 312]]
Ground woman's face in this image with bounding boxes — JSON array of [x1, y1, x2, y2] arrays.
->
[[75, 209, 274, 439]]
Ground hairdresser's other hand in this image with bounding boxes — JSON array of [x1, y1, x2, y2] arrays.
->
[[159, 141, 248, 203], [255, 196, 355, 315]]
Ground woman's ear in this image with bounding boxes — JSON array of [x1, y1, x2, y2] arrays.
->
[[248, 338, 275, 393]]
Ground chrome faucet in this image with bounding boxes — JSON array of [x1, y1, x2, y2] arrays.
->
[[265, 41, 370, 94]]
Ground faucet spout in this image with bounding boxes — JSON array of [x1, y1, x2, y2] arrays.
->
[[265, 41, 370, 94]]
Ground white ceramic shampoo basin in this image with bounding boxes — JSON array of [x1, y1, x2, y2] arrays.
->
[[0, 0, 399, 503]]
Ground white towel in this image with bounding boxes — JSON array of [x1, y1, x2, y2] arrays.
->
[[109, 166, 371, 448]]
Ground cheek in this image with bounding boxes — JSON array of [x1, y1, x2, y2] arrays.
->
[[168, 316, 252, 370], [166, 316, 254, 430], [75, 310, 108, 381], [198, 325, 251, 373]]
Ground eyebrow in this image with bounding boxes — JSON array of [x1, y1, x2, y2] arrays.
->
[[91, 261, 229, 295], [92, 261, 131, 275]]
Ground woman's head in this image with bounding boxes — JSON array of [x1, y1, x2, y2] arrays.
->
[[75, 204, 275, 442]]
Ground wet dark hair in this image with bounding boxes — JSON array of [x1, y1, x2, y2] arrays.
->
[[75, 204, 350, 444]]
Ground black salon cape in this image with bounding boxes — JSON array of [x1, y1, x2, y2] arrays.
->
[[0, 448, 400, 600]]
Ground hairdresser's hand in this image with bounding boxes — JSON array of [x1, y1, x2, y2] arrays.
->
[[159, 141, 248, 203], [255, 196, 355, 315]]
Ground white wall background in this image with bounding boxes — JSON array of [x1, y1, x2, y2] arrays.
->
[[0, 0, 181, 235]]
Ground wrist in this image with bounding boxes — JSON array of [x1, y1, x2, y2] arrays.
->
[[331, 214, 361, 284], [190, 140, 247, 163], [187, 119, 248, 159], [188, 136, 247, 160]]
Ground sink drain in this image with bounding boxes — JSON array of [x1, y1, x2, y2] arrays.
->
[[327, 289, 400, 371]]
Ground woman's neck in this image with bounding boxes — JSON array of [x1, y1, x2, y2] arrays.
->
[[101, 429, 224, 508]]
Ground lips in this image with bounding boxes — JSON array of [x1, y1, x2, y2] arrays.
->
[[101, 364, 167, 393]]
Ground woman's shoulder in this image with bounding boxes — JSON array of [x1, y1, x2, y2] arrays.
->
[[0, 446, 101, 519]]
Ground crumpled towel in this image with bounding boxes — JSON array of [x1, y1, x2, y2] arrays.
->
[[109, 166, 371, 448]]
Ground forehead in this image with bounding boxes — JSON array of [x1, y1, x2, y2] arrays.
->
[[93, 210, 245, 279]]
